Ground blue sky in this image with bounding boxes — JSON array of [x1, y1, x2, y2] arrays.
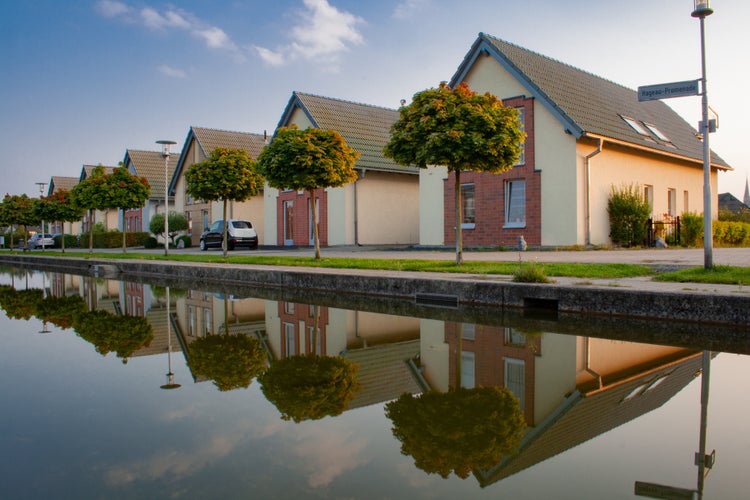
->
[[2, 0, 748, 199]]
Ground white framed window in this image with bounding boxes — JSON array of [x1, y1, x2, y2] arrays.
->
[[644, 185, 654, 215], [514, 108, 526, 166], [504, 179, 526, 227], [284, 301, 295, 314], [668, 188, 677, 216], [461, 184, 475, 227], [683, 190, 689, 213], [643, 122, 671, 143], [461, 351, 475, 389], [461, 323, 475, 340], [203, 307, 211, 335], [504, 358, 525, 410], [284, 322, 296, 357], [621, 116, 651, 137]]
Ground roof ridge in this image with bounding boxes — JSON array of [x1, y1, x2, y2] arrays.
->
[[191, 126, 265, 138], [294, 91, 398, 112], [481, 33, 638, 94]]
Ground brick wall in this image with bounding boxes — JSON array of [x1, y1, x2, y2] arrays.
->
[[276, 189, 328, 246]]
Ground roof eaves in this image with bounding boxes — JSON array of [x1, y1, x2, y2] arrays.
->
[[169, 127, 198, 195], [451, 33, 584, 139], [275, 91, 320, 134]]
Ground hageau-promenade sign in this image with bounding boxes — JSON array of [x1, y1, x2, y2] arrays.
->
[[638, 79, 700, 101]]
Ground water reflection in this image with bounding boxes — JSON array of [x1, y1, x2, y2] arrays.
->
[[0, 267, 743, 499]]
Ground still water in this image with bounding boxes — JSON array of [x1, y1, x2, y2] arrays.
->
[[0, 268, 748, 499]]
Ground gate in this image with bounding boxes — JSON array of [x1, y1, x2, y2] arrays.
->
[[647, 216, 680, 247]]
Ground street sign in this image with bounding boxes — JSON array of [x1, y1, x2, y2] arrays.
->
[[638, 80, 701, 101], [634, 481, 696, 499]]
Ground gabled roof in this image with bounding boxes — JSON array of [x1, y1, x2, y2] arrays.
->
[[48, 176, 78, 196], [123, 150, 176, 200], [277, 92, 419, 175], [79, 164, 116, 181], [451, 33, 730, 170], [718, 192, 750, 214], [169, 126, 268, 194]]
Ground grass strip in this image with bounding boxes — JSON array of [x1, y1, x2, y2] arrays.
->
[[654, 265, 750, 285]]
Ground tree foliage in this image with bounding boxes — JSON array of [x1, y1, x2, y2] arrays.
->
[[384, 386, 526, 479], [607, 183, 651, 247], [258, 354, 361, 423], [149, 211, 189, 245], [34, 190, 84, 252], [106, 166, 151, 252], [383, 82, 525, 264], [0, 194, 37, 249], [71, 166, 110, 253], [35, 295, 87, 330], [188, 334, 267, 391], [257, 126, 359, 259], [0, 286, 44, 320], [185, 147, 264, 257], [73, 310, 153, 362]]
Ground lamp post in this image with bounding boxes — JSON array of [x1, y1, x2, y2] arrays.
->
[[692, 0, 714, 269], [156, 140, 177, 256], [35, 182, 47, 251]]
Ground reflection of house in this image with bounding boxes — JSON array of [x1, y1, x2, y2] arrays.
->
[[169, 127, 268, 246], [122, 150, 178, 237], [264, 301, 422, 407], [421, 33, 731, 247], [265, 92, 420, 247], [423, 323, 702, 486], [46, 176, 81, 235]]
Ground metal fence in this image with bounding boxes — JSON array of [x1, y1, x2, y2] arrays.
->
[[647, 216, 680, 247]]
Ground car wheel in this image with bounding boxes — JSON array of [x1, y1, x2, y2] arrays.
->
[[200, 239, 207, 251], [227, 241, 235, 251]]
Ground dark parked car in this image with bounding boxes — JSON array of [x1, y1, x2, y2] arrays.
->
[[200, 220, 258, 251]]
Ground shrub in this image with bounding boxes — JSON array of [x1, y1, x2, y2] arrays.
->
[[681, 212, 703, 247], [176, 235, 192, 248], [513, 258, 551, 283], [715, 220, 749, 246], [607, 184, 650, 247], [143, 236, 158, 249]]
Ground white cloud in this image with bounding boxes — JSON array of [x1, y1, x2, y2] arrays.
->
[[194, 26, 235, 50], [254, 0, 365, 68], [392, 0, 431, 20], [95, 0, 131, 18], [157, 64, 187, 79]]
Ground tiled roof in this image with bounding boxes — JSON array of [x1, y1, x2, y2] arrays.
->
[[281, 92, 419, 175], [718, 192, 750, 214], [48, 176, 78, 195], [192, 127, 267, 159], [125, 150, 177, 199], [453, 33, 730, 169], [80, 164, 116, 181], [169, 126, 268, 194]]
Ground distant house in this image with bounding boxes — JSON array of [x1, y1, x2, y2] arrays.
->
[[265, 92, 420, 247], [47, 175, 80, 235], [420, 33, 732, 247], [78, 165, 117, 233], [718, 192, 750, 217], [169, 127, 268, 246], [122, 150, 178, 238]]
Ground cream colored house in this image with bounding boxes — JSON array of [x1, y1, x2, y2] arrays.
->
[[122, 150, 178, 240], [169, 127, 268, 246], [265, 92, 420, 247], [420, 33, 732, 247], [46, 175, 81, 235], [78, 165, 118, 233]]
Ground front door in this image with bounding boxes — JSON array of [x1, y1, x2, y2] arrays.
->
[[308, 198, 319, 246], [283, 200, 294, 246]]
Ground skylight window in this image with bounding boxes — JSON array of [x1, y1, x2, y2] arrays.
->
[[643, 122, 671, 142], [621, 116, 651, 136]]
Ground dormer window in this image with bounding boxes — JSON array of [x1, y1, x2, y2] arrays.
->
[[643, 122, 671, 143], [621, 116, 651, 136]]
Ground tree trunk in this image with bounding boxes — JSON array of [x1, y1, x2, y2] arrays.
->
[[222, 198, 229, 258], [88, 210, 94, 254], [121, 210, 127, 254], [311, 189, 321, 260], [455, 169, 463, 265]]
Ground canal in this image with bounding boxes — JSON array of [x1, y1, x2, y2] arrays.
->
[[1, 267, 748, 499]]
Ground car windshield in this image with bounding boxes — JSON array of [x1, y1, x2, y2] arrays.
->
[[231, 221, 251, 229]]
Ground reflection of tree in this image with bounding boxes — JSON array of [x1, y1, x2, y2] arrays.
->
[[188, 334, 267, 391], [36, 295, 86, 330], [259, 354, 361, 423], [385, 387, 526, 479], [73, 310, 153, 362], [0, 286, 43, 320]]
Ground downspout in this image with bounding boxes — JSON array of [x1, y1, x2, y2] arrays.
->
[[584, 138, 604, 247], [354, 169, 366, 246]]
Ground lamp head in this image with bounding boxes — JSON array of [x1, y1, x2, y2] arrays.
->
[[692, 0, 713, 18]]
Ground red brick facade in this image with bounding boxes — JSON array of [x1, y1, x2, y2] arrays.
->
[[276, 189, 328, 246], [444, 96, 542, 247], [277, 302, 329, 357], [124, 208, 143, 233]]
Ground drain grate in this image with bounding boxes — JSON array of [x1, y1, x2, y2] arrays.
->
[[415, 293, 459, 308]]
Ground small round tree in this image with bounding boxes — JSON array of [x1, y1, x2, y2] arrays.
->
[[185, 148, 263, 258], [188, 334, 267, 391], [71, 166, 110, 253], [34, 190, 84, 253], [384, 82, 525, 264], [149, 211, 189, 247], [105, 166, 151, 253], [257, 126, 359, 260]]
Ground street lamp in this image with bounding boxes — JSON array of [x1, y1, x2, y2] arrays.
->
[[35, 182, 47, 251], [692, 0, 714, 269], [156, 140, 177, 256]]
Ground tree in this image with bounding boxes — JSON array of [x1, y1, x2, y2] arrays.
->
[[384, 82, 525, 264], [607, 183, 651, 247], [70, 165, 110, 253], [0, 286, 43, 320], [257, 126, 359, 260], [73, 310, 153, 363], [258, 353, 360, 423], [105, 166, 151, 253], [0, 194, 37, 250], [188, 334, 267, 391], [149, 211, 188, 247], [33, 190, 84, 253], [185, 148, 264, 258], [384, 386, 525, 479]]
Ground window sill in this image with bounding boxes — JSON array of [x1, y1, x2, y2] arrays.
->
[[503, 222, 526, 229]]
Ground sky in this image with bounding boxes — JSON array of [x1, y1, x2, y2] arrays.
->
[[1, 0, 748, 200]]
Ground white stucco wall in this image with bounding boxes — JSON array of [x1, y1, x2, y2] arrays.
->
[[419, 319, 449, 392], [419, 165, 447, 246], [356, 171, 419, 244], [533, 333, 577, 425], [264, 183, 278, 246], [327, 185, 347, 245]]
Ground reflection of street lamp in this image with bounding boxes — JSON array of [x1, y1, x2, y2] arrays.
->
[[39, 271, 50, 333], [35, 182, 47, 251], [160, 286, 181, 390], [692, 0, 714, 269], [156, 140, 177, 256]]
